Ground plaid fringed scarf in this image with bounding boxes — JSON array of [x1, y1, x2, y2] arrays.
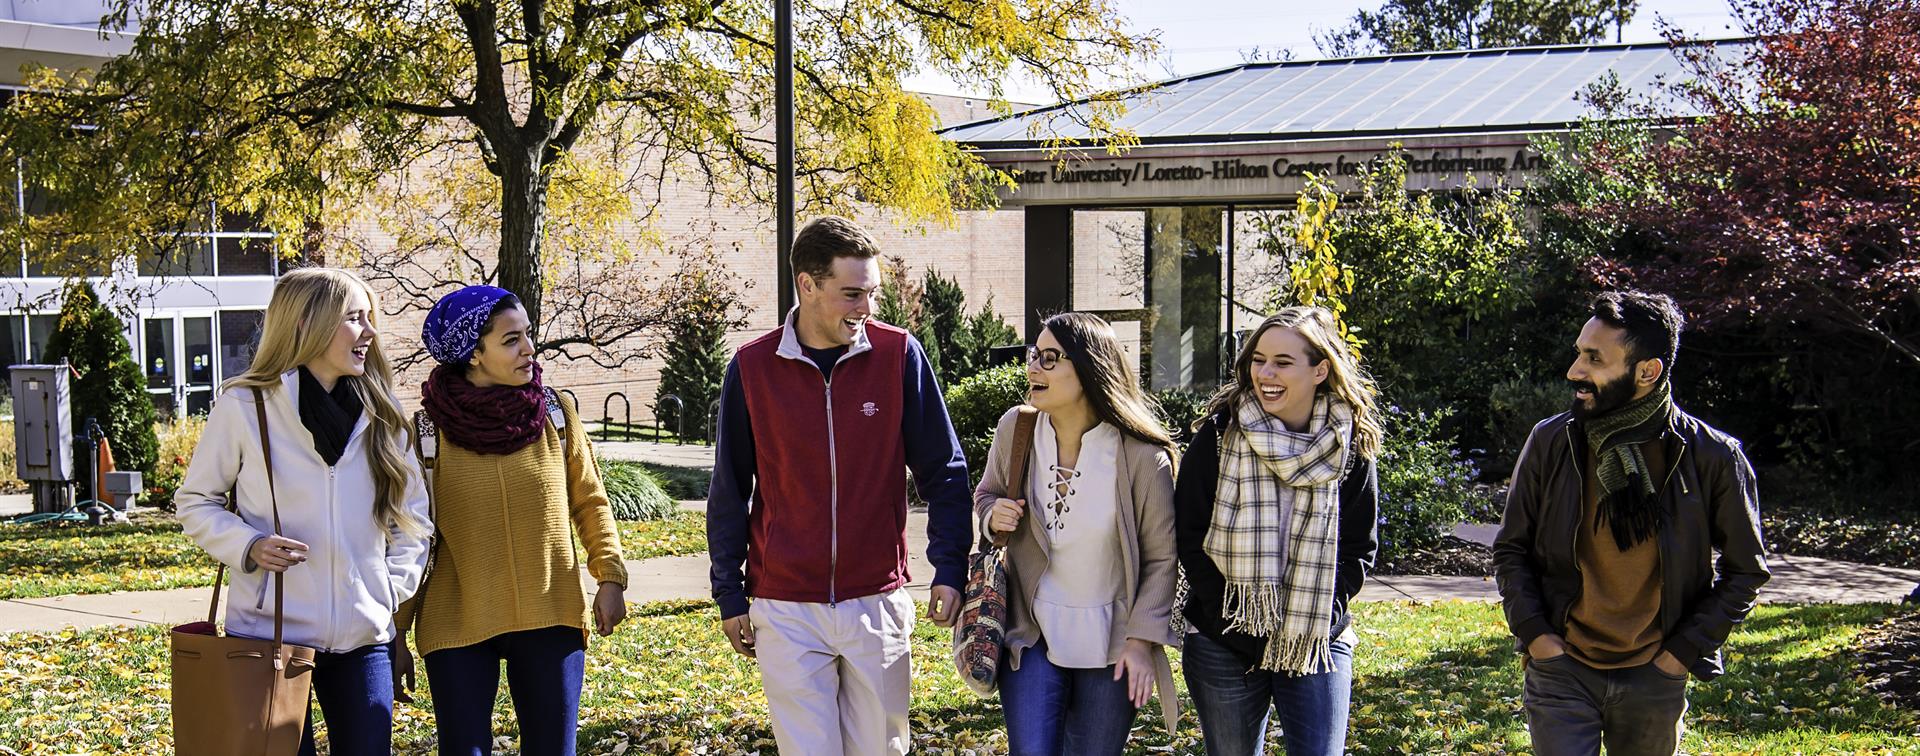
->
[[1204, 393, 1353, 675]]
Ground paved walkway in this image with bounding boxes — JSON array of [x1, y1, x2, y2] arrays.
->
[[595, 440, 714, 468], [0, 493, 33, 517], [5, 505, 1917, 635]]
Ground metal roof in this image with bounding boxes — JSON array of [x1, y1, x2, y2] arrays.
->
[[942, 40, 1750, 148]]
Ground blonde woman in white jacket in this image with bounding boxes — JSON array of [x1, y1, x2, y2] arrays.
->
[[177, 267, 432, 756]]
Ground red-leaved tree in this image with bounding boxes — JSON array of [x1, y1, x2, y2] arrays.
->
[[1577, 0, 1920, 366]]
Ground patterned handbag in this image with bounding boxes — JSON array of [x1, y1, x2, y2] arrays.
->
[[953, 405, 1038, 697]]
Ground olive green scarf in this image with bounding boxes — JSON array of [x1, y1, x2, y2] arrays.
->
[[1582, 379, 1675, 551]]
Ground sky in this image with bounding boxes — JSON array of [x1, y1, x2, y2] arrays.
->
[[903, 0, 1746, 106]]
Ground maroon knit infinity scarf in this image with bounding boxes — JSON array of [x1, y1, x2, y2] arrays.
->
[[421, 362, 548, 455]]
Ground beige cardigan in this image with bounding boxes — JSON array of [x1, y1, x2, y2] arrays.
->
[[972, 405, 1181, 727]]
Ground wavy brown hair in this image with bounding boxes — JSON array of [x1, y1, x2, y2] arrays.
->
[[1202, 306, 1382, 460], [1042, 312, 1176, 457]]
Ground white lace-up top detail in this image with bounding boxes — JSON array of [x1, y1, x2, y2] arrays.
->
[[1027, 414, 1124, 668]]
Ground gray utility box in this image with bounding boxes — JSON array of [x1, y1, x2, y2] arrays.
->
[[11, 364, 76, 515], [11, 365, 74, 483]]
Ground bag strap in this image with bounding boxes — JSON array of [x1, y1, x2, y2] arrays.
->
[[990, 406, 1041, 548], [246, 387, 291, 669]]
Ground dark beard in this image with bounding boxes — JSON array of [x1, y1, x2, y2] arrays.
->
[[1569, 372, 1638, 420]]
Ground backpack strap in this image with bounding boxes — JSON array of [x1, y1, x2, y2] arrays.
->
[[401, 409, 441, 635], [412, 410, 437, 470], [543, 386, 569, 453]]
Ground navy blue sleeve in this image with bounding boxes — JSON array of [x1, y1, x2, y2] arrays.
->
[[707, 357, 756, 619], [901, 336, 973, 591]]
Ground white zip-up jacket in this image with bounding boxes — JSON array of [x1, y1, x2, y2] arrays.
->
[[176, 370, 432, 653]]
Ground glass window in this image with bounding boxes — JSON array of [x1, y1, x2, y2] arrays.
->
[[218, 209, 266, 233], [215, 236, 274, 276], [1227, 206, 1295, 354], [218, 310, 264, 381], [0, 315, 21, 406], [138, 237, 215, 278], [26, 314, 55, 363], [1073, 209, 1147, 312], [1144, 206, 1226, 391], [144, 318, 176, 391]]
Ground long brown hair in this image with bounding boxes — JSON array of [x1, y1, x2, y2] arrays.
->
[[1042, 312, 1176, 456], [1202, 307, 1383, 460], [223, 267, 430, 539]]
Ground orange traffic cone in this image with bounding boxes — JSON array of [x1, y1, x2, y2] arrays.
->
[[94, 436, 118, 508]]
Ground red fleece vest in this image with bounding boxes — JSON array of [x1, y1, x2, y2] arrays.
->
[[737, 321, 909, 604]]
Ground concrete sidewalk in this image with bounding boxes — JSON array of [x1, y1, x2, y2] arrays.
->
[[6, 505, 1917, 635], [595, 440, 714, 468]]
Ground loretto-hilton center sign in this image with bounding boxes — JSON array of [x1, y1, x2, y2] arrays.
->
[[978, 139, 1549, 204]]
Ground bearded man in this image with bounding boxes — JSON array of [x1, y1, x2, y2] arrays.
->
[[1493, 290, 1770, 756]]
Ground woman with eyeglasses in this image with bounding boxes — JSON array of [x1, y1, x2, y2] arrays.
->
[[971, 312, 1180, 755]]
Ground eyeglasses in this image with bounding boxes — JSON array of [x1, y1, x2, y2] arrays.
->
[[1026, 346, 1063, 370]]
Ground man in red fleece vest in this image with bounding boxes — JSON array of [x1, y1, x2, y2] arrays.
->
[[707, 216, 973, 754]]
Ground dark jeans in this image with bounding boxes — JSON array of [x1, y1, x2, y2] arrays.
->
[[298, 641, 395, 756], [1523, 654, 1689, 756], [1182, 630, 1353, 756], [997, 637, 1138, 756], [425, 625, 588, 756]]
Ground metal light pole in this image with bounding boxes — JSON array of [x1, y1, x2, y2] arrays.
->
[[775, 0, 796, 317]]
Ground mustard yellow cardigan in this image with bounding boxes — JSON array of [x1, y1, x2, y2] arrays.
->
[[397, 395, 628, 655]]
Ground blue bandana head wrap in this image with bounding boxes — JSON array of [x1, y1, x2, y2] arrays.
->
[[423, 285, 515, 365]]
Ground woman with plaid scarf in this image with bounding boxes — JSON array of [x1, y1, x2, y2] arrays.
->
[[1174, 307, 1382, 756], [972, 312, 1181, 755]]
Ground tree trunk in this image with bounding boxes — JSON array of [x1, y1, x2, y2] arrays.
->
[[497, 149, 548, 338]]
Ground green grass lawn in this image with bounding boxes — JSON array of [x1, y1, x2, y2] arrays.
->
[[1, 512, 708, 600], [0, 602, 1911, 754], [613, 511, 705, 561], [0, 519, 216, 599]]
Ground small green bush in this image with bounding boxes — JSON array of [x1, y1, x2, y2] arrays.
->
[[1485, 378, 1568, 476], [44, 283, 158, 499], [1377, 405, 1491, 563], [945, 363, 1028, 486], [1150, 388, 1211, 446], [149, 414, 208, 509], [599, 459, 677, 521]]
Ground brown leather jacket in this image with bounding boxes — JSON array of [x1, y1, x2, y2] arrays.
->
[[1493, 407, 1769, 680]]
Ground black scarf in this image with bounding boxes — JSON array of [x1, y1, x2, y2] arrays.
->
[[297, 366, 364, 466]]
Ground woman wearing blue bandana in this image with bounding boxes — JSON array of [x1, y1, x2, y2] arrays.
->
[[392, 285, 629, 756]]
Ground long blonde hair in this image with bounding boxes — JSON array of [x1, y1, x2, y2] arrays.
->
[[1204, 307, 1383, 460], [223, 267, 430, 539]]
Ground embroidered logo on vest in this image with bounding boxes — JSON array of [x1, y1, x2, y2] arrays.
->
[[861, 401, 879, 417]]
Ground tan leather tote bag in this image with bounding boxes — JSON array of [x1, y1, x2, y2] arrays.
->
[[170, 386, 317, 756]]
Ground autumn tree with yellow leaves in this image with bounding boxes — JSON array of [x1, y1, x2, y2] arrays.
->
[[0, 0, 1154, 362]]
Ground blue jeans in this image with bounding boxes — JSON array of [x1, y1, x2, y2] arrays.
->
[[1182, 630, 1354, 756], [997, 637, 1138, 756], [424, 625, 587, 756], [298, 641, 394, 756]]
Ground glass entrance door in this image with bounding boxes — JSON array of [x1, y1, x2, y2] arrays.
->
[[143, 313, 221, 418], [183, 316, 214, 415], [143, 318, 178, 418]]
